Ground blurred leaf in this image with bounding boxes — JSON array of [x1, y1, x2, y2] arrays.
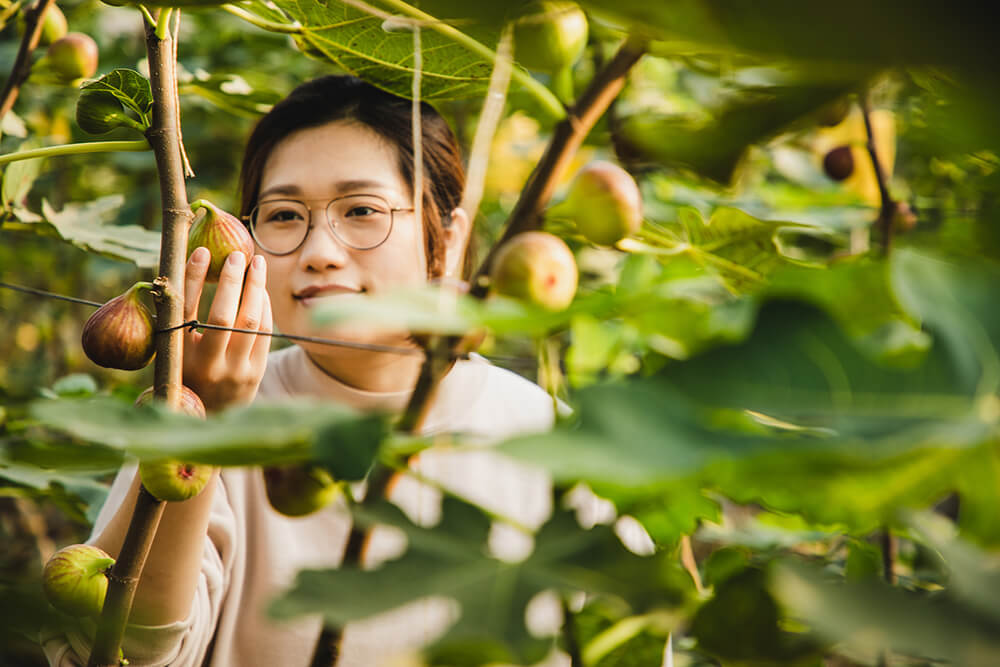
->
[[29, 397, 388, 468], [844, 539, 883, 581], [1, 142, 43, 209], [49, 374, 98, 398]]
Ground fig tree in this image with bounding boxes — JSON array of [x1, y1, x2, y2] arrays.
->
[[187, 199, 255, 282], [140, 459, 214, 502], [556, 160, 642, 246], [81, 282, 155, 371], [135, 385, 207, 419], [264, 464, 340, 517], [513, 1, 588, 74], [46, 32, 98, 83], [823, 145, 855, 181], [42, 544, 115, 618], [490, 231, 578, 311]]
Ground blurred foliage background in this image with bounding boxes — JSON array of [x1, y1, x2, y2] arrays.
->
[[2, 0, 1000, 665]]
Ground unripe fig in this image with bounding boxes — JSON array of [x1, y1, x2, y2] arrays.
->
[[513, 1, 588, 74], [76, 90, 144, 135], [187, 199, 255, 282], [557, 161, 642, 246], [46, 32, 99, 83], [135, 385, 207, 419], [490, 231, 578, 311], [81, 282, 155, 371], [140, 459, 214, 502], [20, 5, 68, 46], [264, 464, 340, 517], [823, 145, 855, 181], [42, 544, 115, 618]]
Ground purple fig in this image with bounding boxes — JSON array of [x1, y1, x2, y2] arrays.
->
[[135, 385, 207, 419], [46, 32, 98, 83], [140, 459, 214, 502], [42, 544, 115, 618], [264, 464, 340, 517], [490, 231, 578, 311], [81, 282, 155, 371], [187, 199, 255, 282]]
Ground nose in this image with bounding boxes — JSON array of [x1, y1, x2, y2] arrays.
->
[[296, 207, 350, 272]]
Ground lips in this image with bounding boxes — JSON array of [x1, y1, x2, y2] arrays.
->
[[293, 284, 363, 306]]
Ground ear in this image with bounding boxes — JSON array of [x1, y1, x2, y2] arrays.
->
[[442, 207, 471, 278]]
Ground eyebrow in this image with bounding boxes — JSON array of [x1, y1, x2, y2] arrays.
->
[[258, 180, 391, 200]]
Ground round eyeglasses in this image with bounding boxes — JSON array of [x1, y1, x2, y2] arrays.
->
[[244, 194, 414, 255]]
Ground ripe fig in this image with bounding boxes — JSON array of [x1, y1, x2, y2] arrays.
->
[[490, 231, 578, 311], [46, 32, 98, 83], [187, 199, 255, 282], [264, 464, 340, 517], [513, 1, 588, 74], [42, 544, 115, 618], [135, 385, 207, 419], [556, 161, 642, 246], [81, 282, 155, 371], [823, 145, 855, 181], [139, 459, 214, 502], [76, 90, 145, 135]]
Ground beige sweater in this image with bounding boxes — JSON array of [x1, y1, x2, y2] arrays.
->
[[43, 345, 567, 667]]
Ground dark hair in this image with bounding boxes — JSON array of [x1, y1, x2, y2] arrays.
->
[[239, 75, 468, 278]]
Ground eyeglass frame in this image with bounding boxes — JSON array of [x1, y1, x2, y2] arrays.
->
[[241, 193, 416, 256]]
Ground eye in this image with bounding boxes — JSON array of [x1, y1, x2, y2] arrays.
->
[[258, 203, 306, 224], [345, 205, 382, 219]]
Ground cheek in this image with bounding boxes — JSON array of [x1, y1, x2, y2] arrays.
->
[[364, 223, 428, 287]]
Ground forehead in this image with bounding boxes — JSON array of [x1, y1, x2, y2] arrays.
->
[[260, 120, 409, 198]]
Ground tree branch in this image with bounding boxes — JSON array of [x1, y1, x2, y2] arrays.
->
[[861, 91, 896, 255], [0, 0, 56, 124]]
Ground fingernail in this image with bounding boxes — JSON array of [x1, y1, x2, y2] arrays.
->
[[191, 247, 209, 264], [252, 255, 265, 271], [228, 251, 245, 266]]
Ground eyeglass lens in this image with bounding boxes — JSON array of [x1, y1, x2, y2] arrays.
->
[[250, 194, 394, 254]]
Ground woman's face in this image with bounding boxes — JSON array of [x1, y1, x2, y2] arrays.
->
[[256, 120, 428, 349]]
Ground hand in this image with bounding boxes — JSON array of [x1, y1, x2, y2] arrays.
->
[[182, 247, 272, 412]]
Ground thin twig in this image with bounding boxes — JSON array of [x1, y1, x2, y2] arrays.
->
[[562, 595, 584, 667], [861, 91, 895, 255], [0, 0, 56, 124]]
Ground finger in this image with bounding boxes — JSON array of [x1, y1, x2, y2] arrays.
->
[[249, 290, 273, 371], [228, 254, 267, 361], [183, 247, 211, 321], [200, 251, 248, 359]]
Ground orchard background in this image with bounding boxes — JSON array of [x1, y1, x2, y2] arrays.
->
[[2, 1, 1000, 666]]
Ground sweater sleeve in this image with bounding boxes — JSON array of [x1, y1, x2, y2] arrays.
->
[[41, 462, 236, 667]]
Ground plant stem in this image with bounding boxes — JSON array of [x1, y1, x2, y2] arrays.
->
[[0, 140, 150, 166], [562, 596, 585, 667], [0, 0, 56, 124], [221, 3, 304, 33], [861, 91, 895, 255], [87, 10, 192, 665]]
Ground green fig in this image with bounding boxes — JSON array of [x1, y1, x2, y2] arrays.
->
[[140, 459, 214, 502], [556, 161, 642, 246], [513, 1, 588, 74], [823, 145, 855, 181], [45, 32, 98, 83], [76, 90, 145, 135], [81, 282, 155, 371], [19, 4, 68, 46], [264, 464, 340, 517], [187, 199, 255, 282], [135, 385, 207, 419], [490, 231, 578, 311], [42, 544, 115, 618]]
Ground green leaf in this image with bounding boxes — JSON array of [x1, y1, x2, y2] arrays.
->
[[272, 498, 690, 664], [29, 397, 388, 468], [1, 141, 43, 209], [81, 69, 154, 125]]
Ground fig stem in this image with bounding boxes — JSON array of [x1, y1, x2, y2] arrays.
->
[[0, 139, 150, 166], [221, 4, 304, 34], [154, 8, 173, 41], [861, 91, 896, 255]]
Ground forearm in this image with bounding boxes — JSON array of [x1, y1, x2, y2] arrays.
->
[[92, 468, 220, 626]]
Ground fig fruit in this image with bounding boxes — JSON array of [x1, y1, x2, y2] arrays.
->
[[823, 145, 855, 181], [76, 90, 145, 135], [81, 282, 155, 371], [20, 4, 68, 46], [139, 459, 214, 502], [135, 385, 207, 419], [264, 464, 340, 517], [46, 32, 98, 83], [187, 199, 255, 282], [490, 231, 578, 311], [557, 161, 642, 246], [42, 544, 115, 618], [513, 1, 588, 74]]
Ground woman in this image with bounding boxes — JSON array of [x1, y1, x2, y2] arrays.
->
[[44, 76, 563, 666]]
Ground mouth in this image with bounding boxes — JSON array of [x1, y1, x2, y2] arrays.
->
[[293, 285, 364, 306]]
